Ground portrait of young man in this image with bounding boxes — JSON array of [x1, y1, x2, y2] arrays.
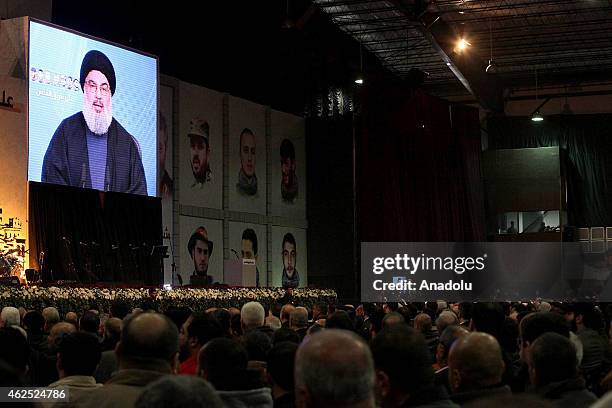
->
[[241, 228, 260, 287], [189, 118, 212, 187], [187, 226, 213, 285], [280, 138, 298, 203], [281, 232, 299, 288], [41, 50, 147, 195], [236, 128, 257, 196]]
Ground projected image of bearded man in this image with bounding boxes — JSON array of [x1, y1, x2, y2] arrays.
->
[[42, 50, 147, 195]]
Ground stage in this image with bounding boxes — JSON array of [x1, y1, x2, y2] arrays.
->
[[0, 284, 337, 315]]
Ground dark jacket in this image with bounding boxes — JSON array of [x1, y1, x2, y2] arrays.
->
[[535, 378, 597, 408], [217, 387, 273, 408], [401, 385, 459, 408], [42, 112, 147, 195], [450, 384, 512, 405], [273, 392, 295, 408]]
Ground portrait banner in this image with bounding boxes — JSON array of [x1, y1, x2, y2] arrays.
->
[[228, 221, 267, 287], [271, 226, 307, 288], [178, 81, 223, 209], [179, 216, 223, 285], [228, 97, 266, 215], [270, 110, 306, 219]]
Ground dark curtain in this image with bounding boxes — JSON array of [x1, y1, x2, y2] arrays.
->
[[358, 88, 486, 242], [487, 115, 612, 227], [29, 182, 162, 284]]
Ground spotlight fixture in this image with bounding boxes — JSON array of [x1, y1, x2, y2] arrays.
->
[[455, 38, 471, 52], [531, 111, 544, 122], [355, 42, 364, 85], [531, 69, 544, 123]]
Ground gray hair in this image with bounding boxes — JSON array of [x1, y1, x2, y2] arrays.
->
[[1, 307, 20, 327], [134, 376, 225, 408], [436, 310, 459, 334], [43, 307, 60, 325], [241, 301, 265, 331], [296, 329, 375, 406]]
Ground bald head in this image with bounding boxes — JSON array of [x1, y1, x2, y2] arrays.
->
[[48, 322, 77, 349], [118, 312, 178, 371], [64, 312, 78, 328], [295, 329, 375, 408], [281, 304, 295, 324], [448, 332, 505, 392], [290, 307, 308, 329]]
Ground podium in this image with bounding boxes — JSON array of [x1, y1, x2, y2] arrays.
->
[[224, 258, 257, 287]]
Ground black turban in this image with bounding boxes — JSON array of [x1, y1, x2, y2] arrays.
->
[[80, 50, 116, 96]]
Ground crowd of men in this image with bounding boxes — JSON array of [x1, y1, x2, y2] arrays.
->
[[1, 299, 612, 407]]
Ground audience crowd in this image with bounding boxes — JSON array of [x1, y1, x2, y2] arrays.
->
[[1, 298, 612, 407]]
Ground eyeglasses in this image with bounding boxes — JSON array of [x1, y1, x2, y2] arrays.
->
[[85, 80, 110, 96]]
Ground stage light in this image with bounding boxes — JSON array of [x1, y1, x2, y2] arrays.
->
[[355, 77, 364, 85], [531, 111, 544, 122], [456, 38, 470, 52], [355, 42, 364, 85], [163, 284, 172, 291]]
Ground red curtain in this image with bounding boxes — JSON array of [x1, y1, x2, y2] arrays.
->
[[358, 88, 485, 242]]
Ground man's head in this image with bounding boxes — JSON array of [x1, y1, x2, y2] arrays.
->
[[57, 332, 101, 378], [239, 128, 256, 177], [189, 118, 211, 182], [414, 313, 432, 333], [22, 311, 45, 334], [188, 227, 213, 275], [178, 312, 223, 361], [64, 312, 78, 328], [0, 327, 30, 377], [381, 312, 405, 330], [282, 233, 297, 279], [103, 317, 122, 344], [527, 332, 577, 387], [280, 304, 295, 325], [135, 376, 225, 408], [371, 326, 435, 407], [448, 332, 505, 393], [241, 228, 258, 263], [48, 322, 77, 350], [436, 325, 469, 368], [80, 50, 115, 135], [42, 307, 60, 332], [198, 337, 248, 391], [268, 341, 298, 393], [80, 310, 100, 335], [117, 312, 179, 372], [436, 310, 459, 335], [518, 312, 569, 363], [295, 329, 375, 408], [280, 138, 296, 188], [241, 302, 265, 332], [290, 307, 309, 330], [1, 307, 20, 328]]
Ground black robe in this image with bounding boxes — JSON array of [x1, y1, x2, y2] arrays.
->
[[41, 112, 147, 195]]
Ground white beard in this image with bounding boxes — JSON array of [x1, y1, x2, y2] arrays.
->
[[83, 99, 113, 135]]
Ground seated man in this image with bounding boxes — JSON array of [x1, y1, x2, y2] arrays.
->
[[48, 332, 102, 402], [527, 333, 597, 407], [448, 332, 511, 405]]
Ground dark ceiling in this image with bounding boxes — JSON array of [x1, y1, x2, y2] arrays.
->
[[51, 0, 393, 116], [314, 0, 612, 103], [51, 1, 612, 113]]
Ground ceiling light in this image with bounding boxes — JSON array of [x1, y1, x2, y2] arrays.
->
[[456, 38, 471, 52], [355, 42, 364, 85], [486, 59, 497, 74], [531, 111, 544, 122], [355, 77, 364, 85]]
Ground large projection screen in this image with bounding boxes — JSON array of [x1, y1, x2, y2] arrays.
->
[[28, 20, 158, 197]]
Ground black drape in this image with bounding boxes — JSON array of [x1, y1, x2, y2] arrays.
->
[[29, 182, 162, 284], [487, 114, 612, 227], [358, 88, 486, 241]]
